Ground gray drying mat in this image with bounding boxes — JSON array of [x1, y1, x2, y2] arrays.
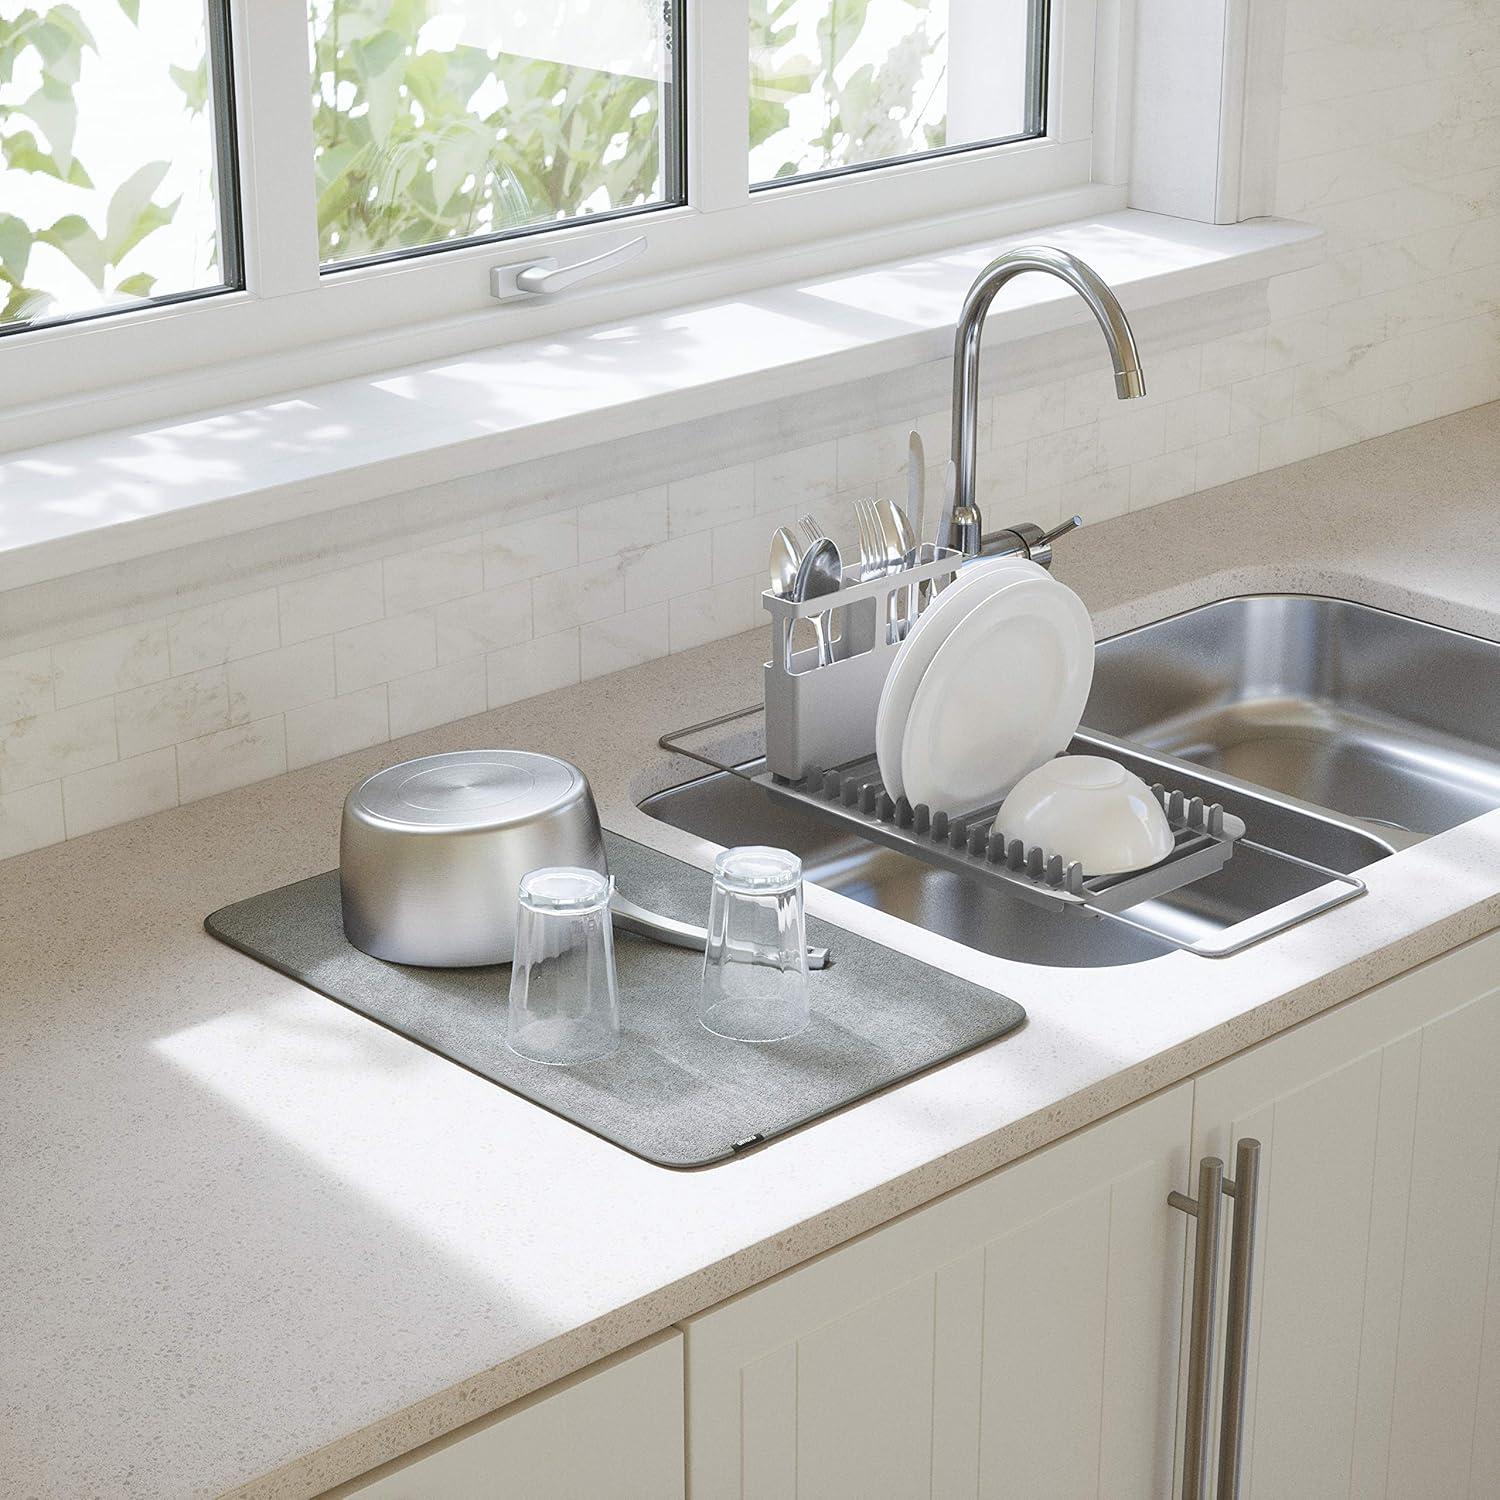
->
[[205, 832, 1025, 1168]]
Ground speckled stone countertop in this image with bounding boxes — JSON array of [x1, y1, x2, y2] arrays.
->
[[5, 404, 1500, 1499]]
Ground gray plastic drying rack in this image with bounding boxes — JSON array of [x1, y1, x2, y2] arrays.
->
[[659, 548, 1366, 959]]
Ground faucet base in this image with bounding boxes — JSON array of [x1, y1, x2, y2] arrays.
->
[[956, 515, 1082, 570]]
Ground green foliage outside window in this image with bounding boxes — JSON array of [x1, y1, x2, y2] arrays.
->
[[308, 0, 671, 263], [0, 1, 198, 326], [750, 0, 946, 183]]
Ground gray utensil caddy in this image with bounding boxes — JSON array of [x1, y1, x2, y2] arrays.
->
[[762, 545, 963, 780]]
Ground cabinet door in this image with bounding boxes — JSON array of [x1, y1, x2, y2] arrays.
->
[[1190, 929, 1500, 1500], [338, 1330, 684, 1499], [684, 1083, 1193, 1499]]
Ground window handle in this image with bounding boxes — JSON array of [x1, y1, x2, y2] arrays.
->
[[490, 235, 647, 302]]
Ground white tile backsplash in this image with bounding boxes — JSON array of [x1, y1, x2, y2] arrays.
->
[[578, 487, 669, 562], [53, 621, 169, 708], [335, 614, 437, 694], [227, 638, 337, 724], [580, 603, 671, 681], [431, 585, 532, 663], [533, 558, 626, 634], [754, 442, 839, 514], [622, 532, 713, 610], [116, 667, 229, 758], [4, 0, 1498, 858], [62, 748, 177, 838], [167, 590, 280, 676], [388, 658, 487, 739], [0, 699, 117, 793], [0, 781, 64, 860], [382, 536, 484, 616], [178, 718, 287, 805], [0, 648, 53, 726], [487, 629, 580, 709], [285, 686, 389, 771], [483, 513, 579, 588], [667, 463, 756, 535], [668, 577, 761, 653], [279, 561, 385, 644]]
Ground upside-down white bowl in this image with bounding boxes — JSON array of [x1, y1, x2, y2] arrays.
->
[[996, 754, 1175, 875]]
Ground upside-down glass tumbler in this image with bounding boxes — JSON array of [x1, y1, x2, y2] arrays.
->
[[699, 846, 810, 1043], [506, 867, 620, 1065]]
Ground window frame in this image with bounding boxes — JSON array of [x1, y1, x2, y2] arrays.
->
[[1, 0, 1114, 448]]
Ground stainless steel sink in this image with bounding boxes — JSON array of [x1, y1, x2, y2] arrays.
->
[[642, 593, 1494, 968], [641, 738, 1392, 968], [1084, 595, 1500, 841]]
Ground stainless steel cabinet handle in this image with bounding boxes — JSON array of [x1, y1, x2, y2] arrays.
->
[[1217, 1138, 1262, 1500], [1169, 1156, 1225, 1500]]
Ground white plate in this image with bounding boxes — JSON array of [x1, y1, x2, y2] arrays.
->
[[899, 576, 1095, 815], [874, 556, 1046, 800]]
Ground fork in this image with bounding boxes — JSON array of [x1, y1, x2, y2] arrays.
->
[[853, 498, 885, 583], [856, 496, 907, 640], [798, 514, 823, 549]]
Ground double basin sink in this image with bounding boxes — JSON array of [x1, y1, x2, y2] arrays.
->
[[642, 596, 1500, 966]]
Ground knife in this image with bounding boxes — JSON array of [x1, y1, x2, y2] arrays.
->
[[907, 429, 925, 542]]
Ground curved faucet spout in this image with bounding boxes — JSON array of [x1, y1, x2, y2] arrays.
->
[[949, 245, 1145, 555]]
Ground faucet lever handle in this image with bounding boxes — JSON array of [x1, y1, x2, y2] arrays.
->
[[970, 514, 1081, 570], [1038, 514, 1082, 548]]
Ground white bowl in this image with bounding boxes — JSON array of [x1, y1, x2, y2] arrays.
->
[[996, 754, 1174, 875]]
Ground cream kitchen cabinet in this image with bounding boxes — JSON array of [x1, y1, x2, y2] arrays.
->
[[684, 929, 1500, 1500], [335, 1330, 684, 1499], [683, 1083, 1196, 1499], [1188, 926, 1500, 1499]]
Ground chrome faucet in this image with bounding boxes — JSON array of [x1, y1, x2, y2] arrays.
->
[[948, 245, 1146, 558]]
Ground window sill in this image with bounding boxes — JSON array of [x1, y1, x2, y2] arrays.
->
[[0, 210, 1321, 592]]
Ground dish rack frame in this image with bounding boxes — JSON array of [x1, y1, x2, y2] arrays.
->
[[660, 705, 1367, 960], [660, 548, 1368, 958]]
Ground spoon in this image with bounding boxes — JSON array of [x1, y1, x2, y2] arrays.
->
[[792, 535, 842, 667], [768, 526, 801, 597]]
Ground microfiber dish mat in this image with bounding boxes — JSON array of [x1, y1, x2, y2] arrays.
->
[[205, 831, 1026, 1167]]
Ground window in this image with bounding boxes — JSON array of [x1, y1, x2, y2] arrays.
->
[[308, 0, 683, 267], [4, 0, 1094, 442], [0, 0, 239, 334], [749, 0, 1043, 188]]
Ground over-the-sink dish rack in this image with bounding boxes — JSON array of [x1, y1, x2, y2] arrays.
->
[[660, 548, 1366, 959]]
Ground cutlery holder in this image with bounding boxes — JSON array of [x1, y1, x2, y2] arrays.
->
[[762, 546, 963, 780]]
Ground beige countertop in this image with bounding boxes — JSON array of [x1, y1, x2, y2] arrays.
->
[[4, 403, 1500, 1499]]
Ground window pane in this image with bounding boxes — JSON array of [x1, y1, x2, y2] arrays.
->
[[0, 1, 237, 334], [750, 0, 1040, 187], [309, 0, 681, 268]]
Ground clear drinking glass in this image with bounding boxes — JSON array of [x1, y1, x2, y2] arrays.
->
[[700, 847, 811, 1043], [506, 867, 620, 1066]]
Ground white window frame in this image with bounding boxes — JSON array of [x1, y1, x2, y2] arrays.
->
[[0, 0, 1131, 446]]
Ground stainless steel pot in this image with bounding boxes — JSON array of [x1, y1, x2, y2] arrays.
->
[[340, 750, 607, 967]]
